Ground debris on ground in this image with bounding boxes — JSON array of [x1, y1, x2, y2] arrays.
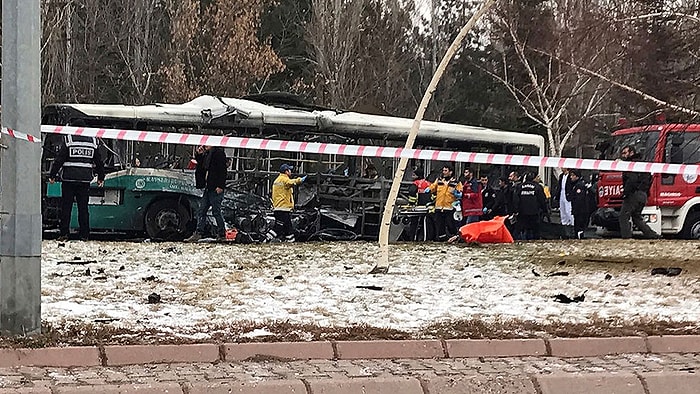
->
[[651, 267, 682, 277], [147, 293, 161, 304], [356, 285, 383, 291], [57, 259, 96, 265], [554, 291, 587, 304], [548, 271, 570, 277]]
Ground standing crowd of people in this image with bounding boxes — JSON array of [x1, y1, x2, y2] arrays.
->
[[182, 144, 659, 243], [405, 163, 600, 242]]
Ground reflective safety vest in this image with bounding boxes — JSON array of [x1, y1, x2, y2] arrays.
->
[[272, 173, 303, 211], [62, 135, 98, 183], [408, 179, 432, 206]]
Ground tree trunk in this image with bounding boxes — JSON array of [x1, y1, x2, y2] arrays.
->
[[370, 0, 496, 274]]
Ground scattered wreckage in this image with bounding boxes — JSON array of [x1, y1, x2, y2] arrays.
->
[[43, 166, 363, 242]]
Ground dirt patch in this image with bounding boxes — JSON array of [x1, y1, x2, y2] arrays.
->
[[529, 239, 700, 275]]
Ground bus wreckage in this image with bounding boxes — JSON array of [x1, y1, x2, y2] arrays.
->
[[41, 93, 545, 242]]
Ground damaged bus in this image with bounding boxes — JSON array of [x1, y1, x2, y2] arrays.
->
[[41, 93, 546, 241]]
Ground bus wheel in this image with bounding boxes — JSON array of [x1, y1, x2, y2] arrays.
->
[[681, 212, 700, 240], [145, 200, 191, 241]]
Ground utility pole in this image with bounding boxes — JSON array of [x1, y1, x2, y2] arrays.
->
[[1, 0, 42, 335]]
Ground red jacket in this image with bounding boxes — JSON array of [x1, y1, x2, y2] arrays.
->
[[409, 179, 432, 206], [461, 179, 483, 217]]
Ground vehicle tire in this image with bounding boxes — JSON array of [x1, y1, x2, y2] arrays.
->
[[680, 211, 700, 240], [145, 199, 191, 241]]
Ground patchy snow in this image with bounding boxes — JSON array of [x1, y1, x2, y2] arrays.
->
[[41, 239, 700, 338]]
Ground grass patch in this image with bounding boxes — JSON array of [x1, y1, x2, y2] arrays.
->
[[1, 318, 698, 348]]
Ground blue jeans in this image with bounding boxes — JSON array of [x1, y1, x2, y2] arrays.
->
[[196, 189, 225, 236], [466, 215, 481, 224]]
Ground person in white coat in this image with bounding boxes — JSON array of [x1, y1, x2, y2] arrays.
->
[[557, 168, 575, 238]]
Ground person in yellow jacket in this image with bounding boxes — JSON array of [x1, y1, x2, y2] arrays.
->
[[272, 163, 307, 242], [424, 165, 462, 241], [534, 173, 552, 223]]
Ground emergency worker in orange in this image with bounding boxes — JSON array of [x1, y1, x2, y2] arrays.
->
[[425, 164, 462, 241]]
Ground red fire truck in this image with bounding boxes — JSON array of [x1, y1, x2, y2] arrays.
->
[[591, 123, 700, 239]]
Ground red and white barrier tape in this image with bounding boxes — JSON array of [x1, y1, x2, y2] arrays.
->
[[39, 125, 700, 175], [3, 124, 698, 175], [1, 126, 42, 143]]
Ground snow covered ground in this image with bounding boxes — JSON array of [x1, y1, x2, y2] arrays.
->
[[41, 239, 700, 339]]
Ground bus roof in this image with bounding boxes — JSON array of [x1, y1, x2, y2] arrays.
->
[[45, 95, 545, 153]]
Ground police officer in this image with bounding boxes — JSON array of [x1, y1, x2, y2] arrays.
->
[[619, 146, 660, 239], [512, 172, 548, 240], [49, 134, 105, 241]]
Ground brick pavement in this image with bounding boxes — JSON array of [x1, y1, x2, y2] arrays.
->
[[1, 337, 700, 393]]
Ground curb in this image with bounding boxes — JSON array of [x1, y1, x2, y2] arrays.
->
[[3, 373, 700, 394], [2, 335, 700, 368]]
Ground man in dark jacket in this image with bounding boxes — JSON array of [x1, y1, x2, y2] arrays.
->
[[568, 169, 592, 239], [49, 134, 106, 241], [491, 176, 511, 216], [480, 175, 496, 220], [512, 172, 548, 240], [186, 145, 228, 241], [619, 146, 660, 239], [507, 171, 521, 211]]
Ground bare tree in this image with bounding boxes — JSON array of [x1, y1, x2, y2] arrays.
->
[[416, 0, 491, 121], [605, 0, 699, 120], [41, 0, 169, 104], [307, 0, 369, 109], [41, 0, 80, 103], [104, 0, 165, 103], [306, 0, 420, 113], [485, 0, 614, 157], [159, 0, 284, 102]]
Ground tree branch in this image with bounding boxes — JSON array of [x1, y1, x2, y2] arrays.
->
[[530, 47, 700, 117]]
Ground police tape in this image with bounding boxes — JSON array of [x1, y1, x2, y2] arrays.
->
[[21, 124, 698, 176], [1, 126, 42, 143]]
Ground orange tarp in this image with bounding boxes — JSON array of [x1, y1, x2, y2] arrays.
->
[[459, 216, 514, 243]]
